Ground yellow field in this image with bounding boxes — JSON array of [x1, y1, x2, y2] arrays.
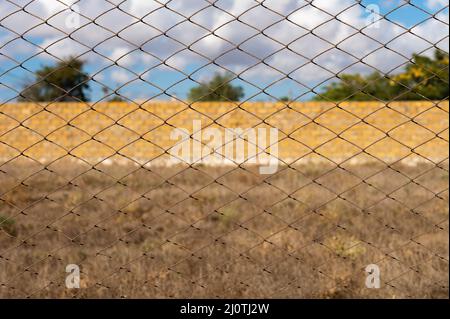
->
[[0, 101, 448, 167]]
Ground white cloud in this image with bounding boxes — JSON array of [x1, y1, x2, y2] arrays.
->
[[110, 69, 133, 84], [0, 0, 448, 91], [109, 47, 135, 67], [426, 0, 449, 9]]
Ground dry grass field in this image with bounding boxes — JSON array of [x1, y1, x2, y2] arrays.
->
[[0, 158, 448, 298]]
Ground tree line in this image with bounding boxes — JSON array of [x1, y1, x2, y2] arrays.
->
[[19, 50, 448, 103]]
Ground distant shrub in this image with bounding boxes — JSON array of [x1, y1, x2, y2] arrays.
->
[[0, 215, 17, 237], [188, 73, 244, 102]]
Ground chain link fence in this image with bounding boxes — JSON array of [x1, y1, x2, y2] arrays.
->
[[0, 0, 448, 298]]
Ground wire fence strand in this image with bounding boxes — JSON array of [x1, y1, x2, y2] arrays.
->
[[0, 0, 448, 298]]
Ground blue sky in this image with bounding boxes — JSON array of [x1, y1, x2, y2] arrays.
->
[[0, 0, 448, 104]]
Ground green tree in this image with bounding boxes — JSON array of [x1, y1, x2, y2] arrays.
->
[[314, 72, 396, 101], [315, 50, 449, 101], [188, 73, 244, 102], [19, 57, 90, 102], [392, 50, 449, 100]]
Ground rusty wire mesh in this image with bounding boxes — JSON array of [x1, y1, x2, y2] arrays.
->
[[0, 0, 449, 298]]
